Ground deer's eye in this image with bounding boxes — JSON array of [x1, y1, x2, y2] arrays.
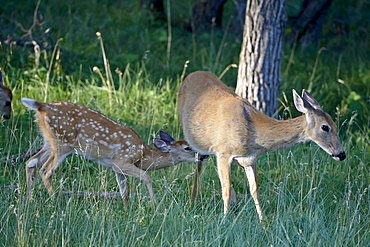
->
[[321, 125, 330, 132], [184, 147, 193, 151], [5, 101, 11, 107]]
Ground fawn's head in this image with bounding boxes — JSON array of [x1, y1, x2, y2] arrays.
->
[[293, 89, 346, 161], [153, 131, 205, 163], [0, 71, 12, 120]]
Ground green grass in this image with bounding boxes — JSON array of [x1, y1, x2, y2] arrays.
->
[[0, 0, 369, 246]]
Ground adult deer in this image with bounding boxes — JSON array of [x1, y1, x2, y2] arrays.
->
[[177, 71, 346, 221], [22, 97, 200, 204], [0, 71, 12, 120]]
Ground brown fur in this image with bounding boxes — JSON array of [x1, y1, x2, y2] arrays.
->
[[0, 71, 12, 120], [178, 71, 346, 220], [22, 98, 198, 204]]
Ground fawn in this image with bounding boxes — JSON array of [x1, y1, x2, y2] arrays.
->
[[177, 71, 346, 220], [0, 71, 12, 120], [22, 97, 201, 204]]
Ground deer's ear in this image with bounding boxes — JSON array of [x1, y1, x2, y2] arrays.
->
[[153, 138, 170, 152], [293, 89, 314, 114], [159, 130, 175, 144], [302, 90, 321, 110]]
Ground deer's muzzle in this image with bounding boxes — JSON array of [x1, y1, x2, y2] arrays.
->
[[2, 113, 10, 120], [332, 151, 346, 161]]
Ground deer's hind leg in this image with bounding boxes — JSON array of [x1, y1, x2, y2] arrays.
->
[[39, 145, 73, 196], [26, 142, 52, 198]]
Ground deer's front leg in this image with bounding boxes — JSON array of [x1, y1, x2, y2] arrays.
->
[[115, 172, 130, 206], [235, 156, 263, 221], [113, 164, 156, 203], [26, 158, 38, 198], [39, 153, 59, 196], [39, 146, 72, 197], [191, 159, 203, 202], [25, 146, 51, 198], [244, 165, 263, 221]]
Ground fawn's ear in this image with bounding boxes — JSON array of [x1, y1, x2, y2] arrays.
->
[[159, 130, 175, 144], [153, 138, 170, 152], [293, 89, 315, 114]]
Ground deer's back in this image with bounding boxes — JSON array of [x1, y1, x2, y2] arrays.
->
[[36, 102, 150, 162], [178, 71, 255, 156]]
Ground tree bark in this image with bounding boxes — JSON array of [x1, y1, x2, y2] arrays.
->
[[190, 0, 227, 34], [141, 0, 165, 14], [236, 0, 286, 117], [230, 0, 246, 37], [287, 0, 333, 45]]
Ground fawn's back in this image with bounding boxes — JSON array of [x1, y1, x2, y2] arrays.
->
[[23, 98, 200, 203], [29, 100, 151, 167]]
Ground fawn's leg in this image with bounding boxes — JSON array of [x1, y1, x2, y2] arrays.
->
[[113, 164, 155, 202], [115, 172, 130, 206], [39, 146, 72, 196], [26, 144, 52, 197]]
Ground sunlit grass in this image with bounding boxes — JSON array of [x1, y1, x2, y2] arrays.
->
[[0, 0, 369, 245], [1, 66, 368, 245]]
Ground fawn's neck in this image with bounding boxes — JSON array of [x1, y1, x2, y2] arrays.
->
[[136, 147, 176, 171], [254, 115, 309, 153]]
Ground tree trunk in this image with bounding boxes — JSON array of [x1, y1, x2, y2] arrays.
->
[[236, 0, 286, 117], [141, 0, 164, 14], [287, 0, 333, 46], [190, 0, 227, 34], [230, 0, 246, 37], [141, 0, 165, 21]]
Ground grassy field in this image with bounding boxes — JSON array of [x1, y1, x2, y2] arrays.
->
[[0, 0, 369, 246]]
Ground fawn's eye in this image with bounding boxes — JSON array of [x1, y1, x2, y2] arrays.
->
[[321, 125, 330, 132], [184, 147, 193, 151], [5, 101, 11, 107]]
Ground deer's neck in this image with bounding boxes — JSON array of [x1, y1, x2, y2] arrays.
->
[[254, 115, 309, 153], [136, 148, 176, 171]]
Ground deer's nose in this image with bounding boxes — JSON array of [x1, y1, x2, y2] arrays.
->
[[2, 114, 10, 120], [336, 152, 346, 161], [199, 155, 209, 161]]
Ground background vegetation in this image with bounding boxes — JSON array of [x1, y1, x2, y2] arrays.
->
[[0, 0, 369, 246]]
